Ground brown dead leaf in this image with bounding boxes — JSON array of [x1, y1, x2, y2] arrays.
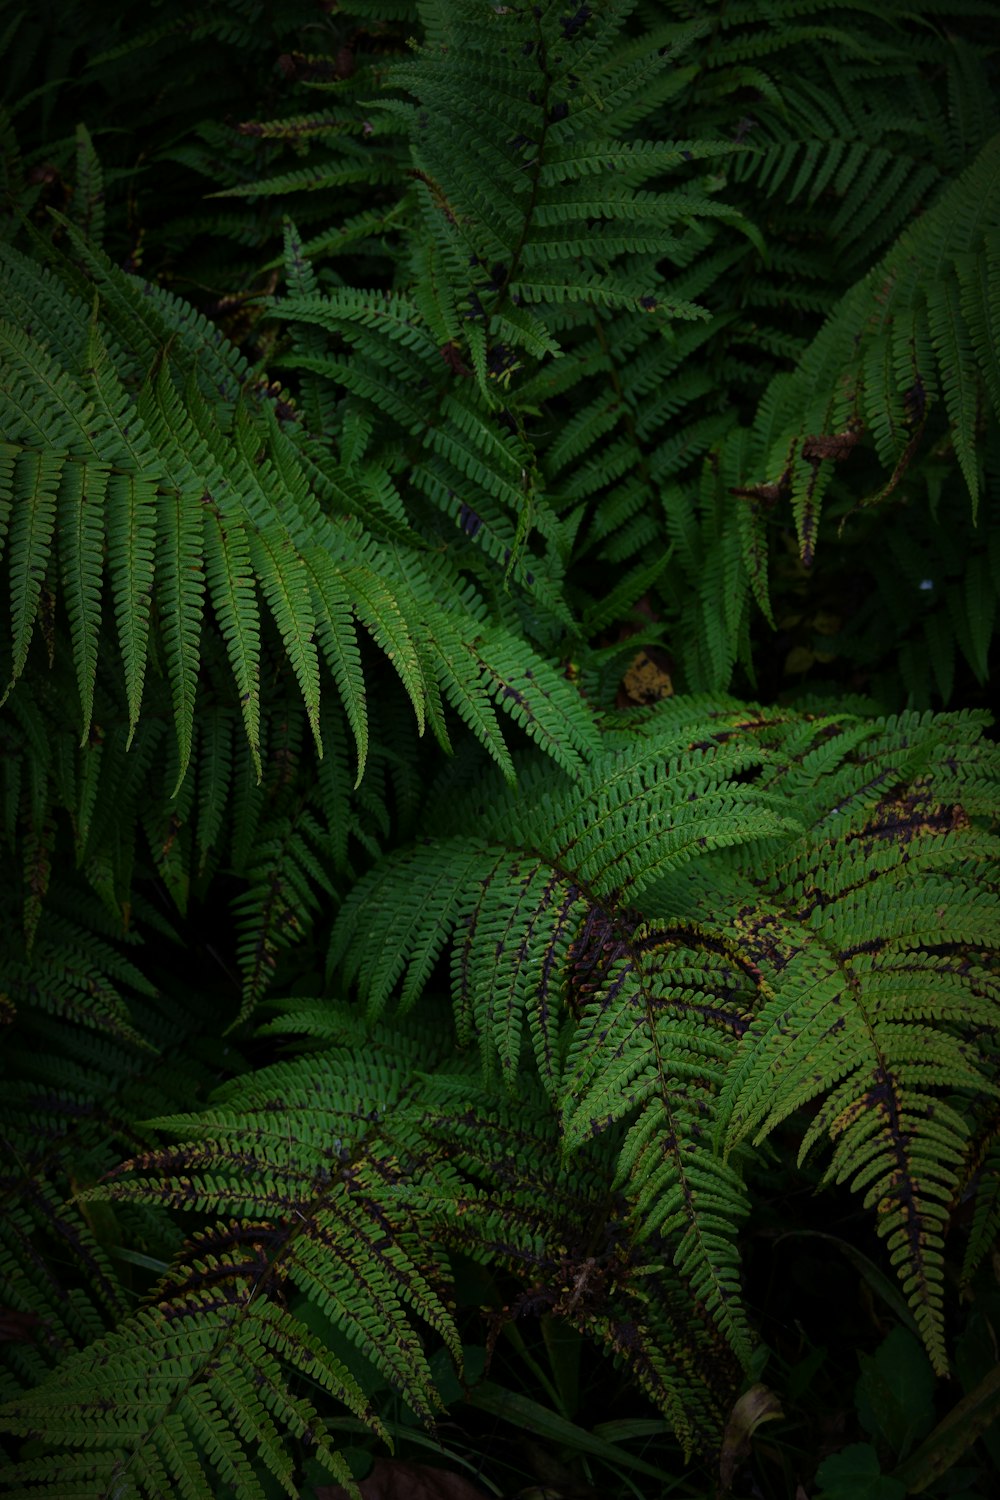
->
[[618, 648, 673, 706], [801, 430, 861, 463], [719, 1383, 784, 1492]]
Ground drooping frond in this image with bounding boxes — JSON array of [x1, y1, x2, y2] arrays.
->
[[729, 131, 1000, 559], [0, 226, 596, 799]]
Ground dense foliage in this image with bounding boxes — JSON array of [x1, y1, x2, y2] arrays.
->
[[1, 2, 999, 1497]]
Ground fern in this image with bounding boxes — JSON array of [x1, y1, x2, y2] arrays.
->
[[7, 697, 994, 1479], [335, 700, 1000, 1379], [495, 1, 1000, 703], [0, 875, 226, 1404], [682, 132, 1000, 703], [1, 3, 999, 1495], [0, 1019, 453, 1495], [0, 1301, 366, 1497], [732, 132, 1000, 550], [1, 1009, 750, 1482], [0, 224, 599, 798]]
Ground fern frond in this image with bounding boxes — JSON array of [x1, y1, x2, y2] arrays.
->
[[138, 369, 205, 789], [202, 498, 263, 778], [332, 837, 490, 1019], [0, 1296, 364, 1499], [561, 937, 756, 1364], [739, 131, 1000, 559], [86, 322, 160, 747], [0, 1025, 474, 1490], [70, 122, 104, 248], [230, 808, 334, 1026], [412, 1064, 742, 1458], [712, 715, 1000, 1371], [2, 227, 586, 795], [471, 626, 598, 779], [338, 699, 1000, 1381]]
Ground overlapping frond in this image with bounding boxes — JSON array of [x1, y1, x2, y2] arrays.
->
[[0, 1021, 457, 1494], [1, 3, 998, 1495], [0, 227, 596, 797], [335, 700, 1000, 1381], [7, 1007, 745, 1473], [640, 125, 1000, 695], [411, 1067, 743, 1457], [730, 131, 1000, 560], [494, 1, 999, 703]]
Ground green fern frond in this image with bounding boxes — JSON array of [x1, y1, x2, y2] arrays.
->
[[0, 1026, 474, 1490], [470, 626, 598, 779], [2, 910, 154, 1051], [202, 497, 263, 778], [561, 935, 756, 1365], [410, 1063, 742, 1459], [2, 227, 590, 795], [337, 699, 1000, 1381], [742, 130, 1000, 555], [332, 837, 490, 1020], [70, 122, 104, 249], [210, 160, 396, 200], [0, 1296, 365, 1499], [230, 810, 334, 1026], [298, 545, 369, 783], [86, 316, 159, 747]]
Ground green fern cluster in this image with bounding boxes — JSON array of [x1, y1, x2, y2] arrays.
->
[[1, 2, 999, 1497], [2, 700, 997, 1493], [335, 699, 1000, 1374], [531, 0, 1000, 702]]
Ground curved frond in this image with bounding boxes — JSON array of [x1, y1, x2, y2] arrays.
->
[[338, 701, 1000, 1379]]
